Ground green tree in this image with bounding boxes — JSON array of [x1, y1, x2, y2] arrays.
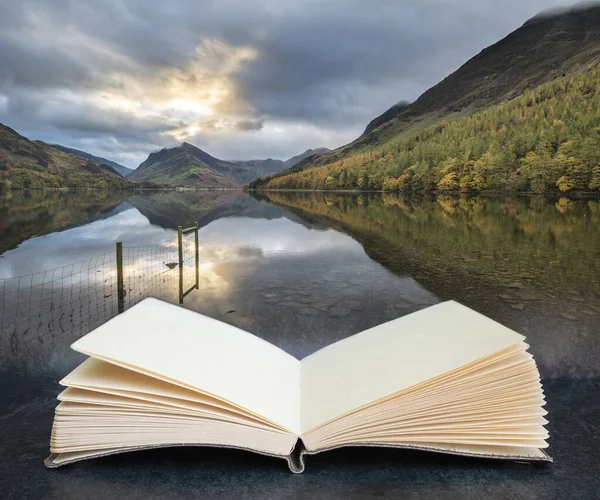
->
[[357, 171, 370, 190], [590, 165, 600, 190], [325, 176, 337, 189], [340, 169, 348, 187], [556, 156, 588, 192]]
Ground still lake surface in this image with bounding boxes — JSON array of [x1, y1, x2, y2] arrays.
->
[[0, 190, 599, 379]]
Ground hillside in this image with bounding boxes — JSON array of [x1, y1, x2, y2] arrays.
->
[[359, 4, 600, 143], [51, 144, 134, 177], [0, 123, 133, 190], [250, 4, 600, 193], [282, 148, 330, 168], [130, 143, 330, 187]]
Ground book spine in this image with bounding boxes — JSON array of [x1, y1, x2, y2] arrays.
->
[[286, 440, 307, 473]]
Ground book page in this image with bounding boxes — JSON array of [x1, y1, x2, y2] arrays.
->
[[61, 358, 278, 423], [300, 301, 525, 433], [70, 298, 301, 434]]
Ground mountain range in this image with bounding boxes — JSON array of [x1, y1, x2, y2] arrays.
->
[[128, 144, 329, 188], [250, 4, 600, 193], [0, 122, 329, 190]]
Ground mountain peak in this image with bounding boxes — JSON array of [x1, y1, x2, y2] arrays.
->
[[524, 2, 600, 26], [283, 147, 330, 168]]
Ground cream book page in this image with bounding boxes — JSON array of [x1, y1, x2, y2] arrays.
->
[[300, 301, 525, 433], [70, 298, 301, 434]]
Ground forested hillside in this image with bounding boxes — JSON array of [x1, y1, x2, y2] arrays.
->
[[253, 65, 600, 193]]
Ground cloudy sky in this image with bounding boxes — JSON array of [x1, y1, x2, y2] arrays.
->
[[0, 0, 574, 168]]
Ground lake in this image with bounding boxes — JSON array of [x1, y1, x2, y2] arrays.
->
[[1, 189, 599, 380]]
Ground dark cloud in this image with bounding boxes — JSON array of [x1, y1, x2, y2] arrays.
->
[[0, 0, 570, 167], [235, 118, 265, 131]]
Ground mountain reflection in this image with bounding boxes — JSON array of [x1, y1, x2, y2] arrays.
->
[[0, 190, 598, 379], [0, 189, 131, 255]]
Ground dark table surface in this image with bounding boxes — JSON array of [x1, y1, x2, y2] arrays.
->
[[1, 376, 599, 500]]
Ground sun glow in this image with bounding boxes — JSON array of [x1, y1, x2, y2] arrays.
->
[[83, 37, 259, 142], [166, 99, 214, 116]]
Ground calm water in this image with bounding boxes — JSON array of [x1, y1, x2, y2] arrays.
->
[[0, 190, 599, 379]]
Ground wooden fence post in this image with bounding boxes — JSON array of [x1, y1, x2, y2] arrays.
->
[[178, 225, 183, 304], [116, 242, 124, 314], [194, 222, 199, 290]]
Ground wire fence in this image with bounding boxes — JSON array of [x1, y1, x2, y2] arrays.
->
[[0, 227, 199, 372], [1, 252, 118, 343]]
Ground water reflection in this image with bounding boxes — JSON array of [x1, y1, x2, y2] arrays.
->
[[0, 190, 437, 376], [0, 189, 130, 256], [185, 217, 437, 358], [0, 190, 598, 380], [259, 191, 600, 379]]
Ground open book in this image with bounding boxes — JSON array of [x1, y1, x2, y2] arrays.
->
[[45, 298, 551, 472]]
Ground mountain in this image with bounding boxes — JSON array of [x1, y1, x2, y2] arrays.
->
[[230, 158, 287, 180], [130, 143, 330, 187], [230, 148, 330, 180], [0, 123, 133, 190], [363, 101, 410, 135], [250, 4, 600, 193], [355, 4, 600, 147], [129, 142, 243, 188], [51, 144, 134, 177]]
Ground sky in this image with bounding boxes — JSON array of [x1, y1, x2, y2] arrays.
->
[[0, 0, 576, 168]]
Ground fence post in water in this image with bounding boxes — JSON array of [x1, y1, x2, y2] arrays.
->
[[194, 222, 199, 290], [178, 225, 184, 304], [116, 241, 124, 314]]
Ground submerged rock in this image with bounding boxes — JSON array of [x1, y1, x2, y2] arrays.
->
[[343, 299, 364, 311], [400, 294, 431, 306], [560, 313, 579, 321], [517, 292, 539, 301], [504, 282, 524, 289], [329, 306, 351, 317], [299, 308, 321, 316], [277, 301, 304, 308]]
